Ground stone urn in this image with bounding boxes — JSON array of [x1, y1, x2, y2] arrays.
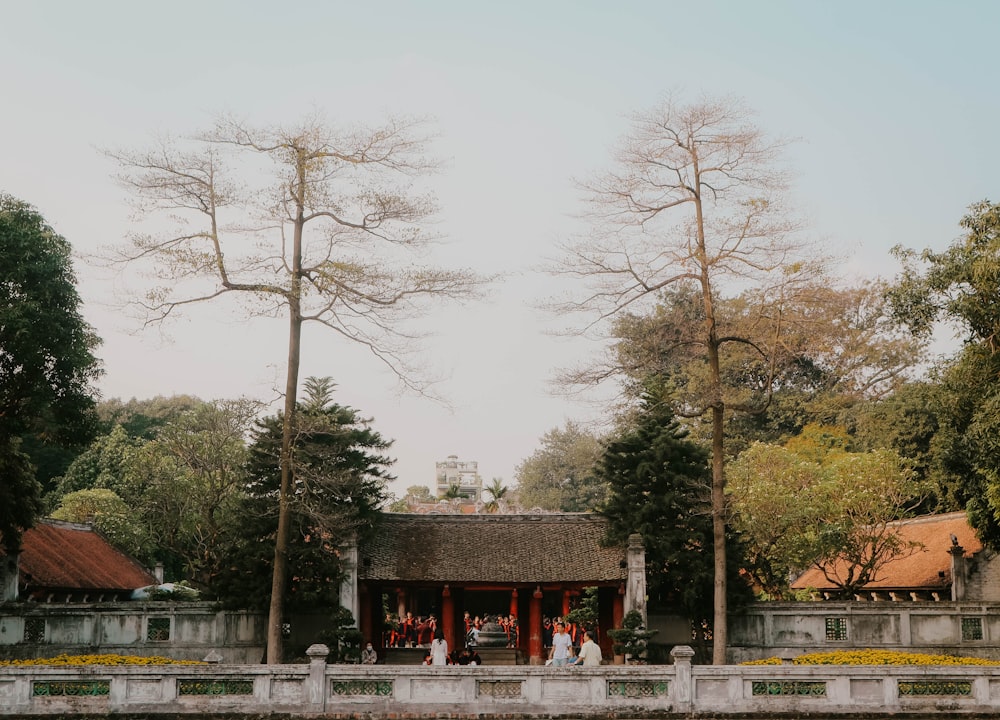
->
[[476, 617, 509, 647]]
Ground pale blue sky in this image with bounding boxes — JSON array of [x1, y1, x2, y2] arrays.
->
[[2, 1, 997, 496]]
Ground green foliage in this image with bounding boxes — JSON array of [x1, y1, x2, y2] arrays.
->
[[318, 607, 365, 664], [729, 433, 925, 596], [564, 586, 599, 631], [50, 489, 153, 562], [215, 382, 392, 611], [0, 195, 101, 553], [887, 200, 1000, 547], [483, 477, 509, 512], [597, 389, 752, 620], [515, 421, 607, 511], [606, 610, 657, 663]]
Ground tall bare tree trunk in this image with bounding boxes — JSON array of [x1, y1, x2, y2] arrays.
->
[[266, 155, 306, 664]]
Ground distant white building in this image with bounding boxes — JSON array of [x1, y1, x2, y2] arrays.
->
[[435, 454, 482, 501]]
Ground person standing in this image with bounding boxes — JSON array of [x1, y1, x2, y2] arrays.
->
[[549, 622, 573, 666], [569, 631, 602, 666], [430, 629, 449, 665]]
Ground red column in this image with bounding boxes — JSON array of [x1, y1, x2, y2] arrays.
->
[[509, 588, 518, 617], [529, 585, 543, 665], [562, 590, 572, 618], [441, 584, 455, 654], [613, 583, 625, 628]]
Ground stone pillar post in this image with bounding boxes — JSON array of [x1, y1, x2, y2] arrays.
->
[[950, 543, 967, 601], [624, 533, 647, 625], [670, 645, 695, 711], [529, 585, 544, 664], [0, 555, 17, 602], [338, 535, 359, 625], [441, 584, 455, 653], [305, 643, 329, 713]]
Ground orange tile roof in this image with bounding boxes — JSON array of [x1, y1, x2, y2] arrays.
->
[[791, 512, 982, 591], [12, 519, 156, 595]]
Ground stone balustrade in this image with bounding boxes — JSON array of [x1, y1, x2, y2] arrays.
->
[[4, 645, 1000, 716]]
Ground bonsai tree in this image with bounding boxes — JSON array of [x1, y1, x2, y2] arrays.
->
[[607, 610, 658, 664]]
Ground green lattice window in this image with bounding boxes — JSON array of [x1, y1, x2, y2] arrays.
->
[[607, 680, 669, 698], [899, 680, 972, 696], [477, 680, 523, 698], [752, 681, 827, 696], [146, 617, 171, 641], [23, 618, 45, 643], [330, 680, 393, 696], [178, 679, 253, 695], [825, 616, 848, 641], [962, 617, 984, 641], [33, 681, 110, 697]]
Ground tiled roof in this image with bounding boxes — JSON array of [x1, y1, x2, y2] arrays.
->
[[361, 513, 628, 584], [14, 519, 156, 593], [791, 512, 982, 591]]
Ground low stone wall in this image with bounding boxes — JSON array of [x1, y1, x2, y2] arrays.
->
[[3, 645, 1000, 717], [0, 603, 265, 664], [729, 601, 1000, 663]]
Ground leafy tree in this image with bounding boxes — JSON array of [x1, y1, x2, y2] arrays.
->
[[888, 200, 1000, 546], [483, 477, 509, 513], [216, 380, 392, 620], [50, 488, 153, 562], [127, 399, 259, 586], [514, 421, 606, 511], [108, 117, 484, 661], [729, 434, 925, 596], [598, 386, 751, 639], [0, 195, 101, 554], [607, 610, 658, 664], [388, 484, 435, 512], [96, 395, 204, 439], [552, 97, 826, 662], [46, 424, 145, 509]]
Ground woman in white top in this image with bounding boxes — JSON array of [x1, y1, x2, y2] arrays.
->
[[430, 630, 449, 665]]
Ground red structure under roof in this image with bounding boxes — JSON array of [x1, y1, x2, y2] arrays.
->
[[9, 519, 156, 601]]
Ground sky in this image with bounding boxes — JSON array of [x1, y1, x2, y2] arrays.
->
[[2, 1, 998, 499]]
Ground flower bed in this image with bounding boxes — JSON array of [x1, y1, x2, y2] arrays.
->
[[743, 649, 1000, 666], [0, 653, 205, 666]]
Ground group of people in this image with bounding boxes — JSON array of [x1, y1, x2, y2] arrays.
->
[[464, 611, 519, 647], [368, 610, 602, 666], [546, 620, 602, 667], [382, 611, 438, 648]]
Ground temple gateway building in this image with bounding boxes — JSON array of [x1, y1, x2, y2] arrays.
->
[[340, 513, 644, 664]]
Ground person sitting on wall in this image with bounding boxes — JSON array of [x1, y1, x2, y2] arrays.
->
[[568, 630, 602, 667], [361, 642, 378, 665], [467, 648, 483, 666]]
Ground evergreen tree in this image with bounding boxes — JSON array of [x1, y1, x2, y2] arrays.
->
[[216, 380, 392, 612], [598, 386, 751, 634]]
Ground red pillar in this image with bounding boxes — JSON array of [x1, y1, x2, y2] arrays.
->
[[562, 590, 572, 619], [442, 584, 455, 654], [613, 583, 625, 628], [529, 585, 543, 665], [509, 588, 518, 617]]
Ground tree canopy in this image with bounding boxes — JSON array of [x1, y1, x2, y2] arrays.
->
[[0, 195, 101, 554], [514, 421, 606, 511], [215, 380, 392, 616]]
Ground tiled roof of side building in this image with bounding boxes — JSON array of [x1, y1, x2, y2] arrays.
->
[[790, 511, 983, 591], [361, 513, 628, 584], [12, 519, 157, 593]]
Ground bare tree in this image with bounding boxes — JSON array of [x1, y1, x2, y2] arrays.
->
[[106, 113, 485, 662], [552, 95, 824, 664]]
